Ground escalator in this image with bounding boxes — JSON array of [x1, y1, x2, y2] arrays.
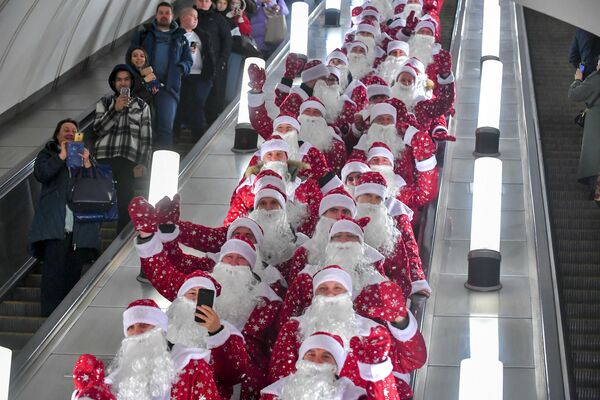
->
[[525, 8, 600, 400]]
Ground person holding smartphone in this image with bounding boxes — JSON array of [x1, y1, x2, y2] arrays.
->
[[93, 64, 152, 233]]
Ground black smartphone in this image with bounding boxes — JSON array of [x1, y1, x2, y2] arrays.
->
[[194, 288, 215, 323], [579, 63, 585, 73]]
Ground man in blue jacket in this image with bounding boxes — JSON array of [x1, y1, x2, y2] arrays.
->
[[130, 2, 193, 149]]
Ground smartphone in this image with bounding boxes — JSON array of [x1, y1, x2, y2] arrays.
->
[[141, 66, 154, 76], [579, 63, 585, 73], [66, 142, 85, 168], [74, 132, 84, 142], [194, 288, 215, 323], [120, 87, 130, 97]]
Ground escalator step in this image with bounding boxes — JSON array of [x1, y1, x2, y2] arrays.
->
[[563, 289, 600, 304], [0, 315, 45, 333], [10, 287, 41, 302], [0, 301, 41, 317], [553, 218, 600, 230], [550, 200, 600, 211], [572, 350, 600, 369], [556, 240, 600, 254], [0, 332, 33, 351], [562, 277, 600, 291], [569, 319, 600, 335], [574, 368, 600, 391], [24, 273, 41, 287], [575, 386, 600, 400], [564, 303, 600, 319], [570, 334, 600, 350], [559, 263, 600, 277]]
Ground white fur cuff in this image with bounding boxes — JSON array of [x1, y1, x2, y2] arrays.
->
[[437, 73, 455, 84], [248, 92, 266, 108], [134, 234, 164, 258], [387, 311, 418, 342], [157, 225, 180, 243], [415, 156, 437, 172], [357, 359, 393, 382]]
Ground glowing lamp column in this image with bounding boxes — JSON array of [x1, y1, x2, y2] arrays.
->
[[290, 2, 309, 58], [466, 157, 502, 291], [0, 347, 10, 400], [324, 0, 341, 27], [481, 0, 501, 64], [232, 57, 265, 153], [474, 59, 503, 157]]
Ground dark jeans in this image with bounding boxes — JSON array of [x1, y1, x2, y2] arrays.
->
[[41, 235, 96, 317], [175, 75, 214, 139], [205, 66, 228, 124], [99, 157, 138, 233], [153, 90, 179, 149]]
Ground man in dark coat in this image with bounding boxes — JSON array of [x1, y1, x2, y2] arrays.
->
[[569, 28, 600, 80]]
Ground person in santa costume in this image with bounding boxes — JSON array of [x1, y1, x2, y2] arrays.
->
[[164, 270, 250, 399], [378, 41, 410, 86], [327, 49, 351, 91], [341, 159, 371, 196], [349, 84, 395, 146], [71, 354, 115, 400], [346, 41, 375, 81], [262, 329, 400, 400], [128, 200, 282, 399], [105, 299, 221, 400], [269, 267, 426, 399], [353, 171, 431, 297]]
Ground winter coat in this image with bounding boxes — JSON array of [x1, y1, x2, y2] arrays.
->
[[250, 0, 289, 52], [190, 26, 217, 82], [129, 20, 193, 101], [28, 141, 101, 257], [194, 7, 233, 73], [569, 29, 600, 79], [568, 70, 600, 181]]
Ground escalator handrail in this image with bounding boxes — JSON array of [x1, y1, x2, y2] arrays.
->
[[9, 2, 325, 390]]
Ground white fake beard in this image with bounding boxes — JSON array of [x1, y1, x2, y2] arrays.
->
[[326, 242, 385, 293], [336, 65, 349, 91], [379, 56, 409, 86], [286, 200, 309, 230], [356, 35, 378, 64], [108, 327, 176, 400], [280, 360, 339, 400], [262, 160, 290, 182], [298, 293, 358, 343], [366, 123, 405, 157], [356, 202, 398, 256], [166, 297, 210, 348], [313, 80, 342, 124], [370, 164, 400, 196], [409, 34, 435, 66], [298, 115, 333, 152], [306, 217, 336, 264], [344, 184, 356, 197], [249, 209, 296, 265], [347, 53, 372, 80], [211, 262, 259, 330], [277, 130, 301, 161], [401, 3, 423, 19], [370, 0, 394, 19], [391, 82, 417, 110]]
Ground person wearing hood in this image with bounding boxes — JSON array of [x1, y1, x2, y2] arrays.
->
[[130, 1, 193, 148], [28, 118, 102, 317], [93, 64, 152, 233]]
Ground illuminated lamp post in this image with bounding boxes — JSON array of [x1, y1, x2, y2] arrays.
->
[[474, 59, 503, 157], [324, 0, 341, 27]]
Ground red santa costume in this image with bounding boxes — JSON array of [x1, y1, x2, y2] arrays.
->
[[269, 267, 426, 399], [353, 172, 431, 297], [349, 85, 395, 144], [71, 354, 115, 400], [105, 299, 221, 400], [346, 41, 376, 81], [262, 330, 400, 400], [326, 49, 351, 91], [312, 66, 358, 136], [377, 41, 410, 85], [341, 159, 372, 197]]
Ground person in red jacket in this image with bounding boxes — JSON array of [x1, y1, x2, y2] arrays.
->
[[261, 330, 400, 400]]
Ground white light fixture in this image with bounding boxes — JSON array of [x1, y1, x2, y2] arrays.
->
[[0, 346, 11, 400], [148, 150, 180, 206], [481, 0, 501, 61], [467, 157, 502, 291], [474, 59, 503, 156], [290, 2, 309, 56], [325, 0, 341, 26], [233, 57, 265, 153]]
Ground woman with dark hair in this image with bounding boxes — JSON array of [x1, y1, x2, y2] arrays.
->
[[28, 119, 101, 317], [125, 46, 159, 105]]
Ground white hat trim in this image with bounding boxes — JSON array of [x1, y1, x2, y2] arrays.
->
[[328, 219, 364, 243], [177, 277, 217, 299], [312, 268, 353, 295], [299, 334, 347, 373], [354, 182, 387, 199], [123, 306, 168, 336]]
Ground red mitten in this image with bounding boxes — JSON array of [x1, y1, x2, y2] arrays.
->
[[128, 196, 158, 233], [155, 194, 181, 224], [284, 53, 305, 79], [423, 0, 439, 13], [248, 63, 266, 92], [435, 49, 453, 77], [432, 129, 456, 142], [344, 32, 356, 44], [73, 354, 105, 392], [354, 281, 407, 322], [402, 11, 418, 36], [350, 326, 392, 364]]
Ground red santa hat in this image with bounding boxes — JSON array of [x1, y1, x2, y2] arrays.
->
[[360, 74, 387, 86], [398, 63, 419, 79], [298, 332, 347, 373], [319, 187, 357, 217], [327, 49, 348, 65], [415, 19, 437, 35], [273, 115, 301, 132], [360, 8, 380, 20], [301, 60, 330, 83], [356, 23, 378, 37], [73, 354, 105, 392], [122, 299, 168, 336], [254, 184, 287, 211], [348, 41, 369, 53], [354, 171, 388, 199], [176, 270, 222, 299], [366, 84, 391, 99], [354, 281, 407, 322], [328, 215, 370, 243], [392, 0, 407, 7], [367, 142, 395, 164], [227, 217, 264, 246], [219, 237, 257, 268], [75, 385, 116, 400], [407, 57, 425, 74], [328, 66, 341, 83], [387, 40, 409, 55], [260, 135, 289, 159], [299, 96, 327, 116], [388, 17, 406, 29], [369, 102, 397, 123], [252, 169, 286, 193], [312, 265, 353, 296], [341, 159, 371, 184]]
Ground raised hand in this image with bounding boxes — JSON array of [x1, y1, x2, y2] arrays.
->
[[435, 49, 453, 77], [432, 128, 456, 142], [284, 53, 305, 79], [248, 63, 267, 92], [351, 326, 392, 364], [128, 196, 158, 233], [155, 194, 181, 225]]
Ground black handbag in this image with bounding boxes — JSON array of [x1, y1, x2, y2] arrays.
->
[[67, 164, 116, 213], [574, 92, 600, 127]]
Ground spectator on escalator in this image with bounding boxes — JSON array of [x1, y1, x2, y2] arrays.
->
[[569, 28, 600, 80], [93, 64, 152, 233], [216, 0, 252, 37], [130, 1, 193, 149], [28, 118, 101, 317], [125, 46, 159, 108], [250, 0, 289, 59], [194, 0, 233, 125], [568, 59, 600, 204], [174, 7, 216, 140]]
